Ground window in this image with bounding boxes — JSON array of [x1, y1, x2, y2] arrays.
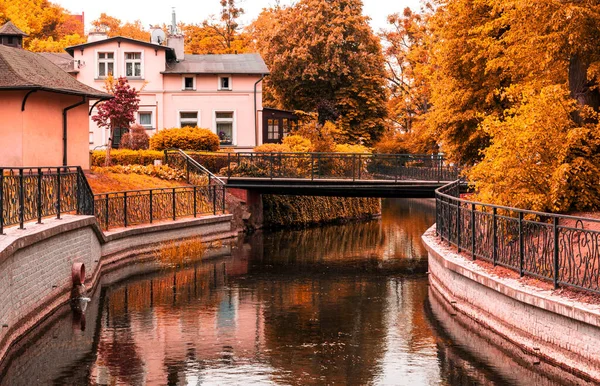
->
[[89, 131, 94, 144], [179, 111, 198, 128], [183, 76, 195, 90], [97, 52, 114, 78], [138, 112, 153, 129], [216, 112, 234, 145], [282, 119, 290, 137], [268, 119, 280, 140], [125, 52, 142, 78], [7, 36, 14, 45], [218, 76, 231, 90]]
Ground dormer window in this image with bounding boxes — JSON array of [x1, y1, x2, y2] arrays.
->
[[97, 52, 114, 78], [125, 52, 142, 78], [183, 76, 195, 90], [218, 76, 232, 91]]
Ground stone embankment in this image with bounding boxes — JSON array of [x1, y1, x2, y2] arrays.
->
[[0, 214, 235, 365], [423, 225, 600, 383]]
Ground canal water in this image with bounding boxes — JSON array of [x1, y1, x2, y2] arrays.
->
[[0, 199, 586, 385]]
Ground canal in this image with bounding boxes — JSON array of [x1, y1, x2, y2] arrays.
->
[[0, 199, 584, 385]]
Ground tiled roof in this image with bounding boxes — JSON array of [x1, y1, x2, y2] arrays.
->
[[38, 52, 78, 73], [163, 53, 270, 74], [0, 45, 110, 98], [0, 21, 28, 36]]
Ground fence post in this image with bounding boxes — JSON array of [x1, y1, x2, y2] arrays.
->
[[150, 190, 154, 223], [193, 186, 197, 217], [227, 153, 231, 180], [172, 188, 176, 221], [471, 203, 476, 260], [457, 200, 461, 253], [123, 191, 128, 227], [222, 186, 226, 213], [492, 207, 497, 266], [311, 154, 315, 180], [352, 154, 356, 182], [0, 168, 3, 235], [519, 211, 524, 277], [18, 169, 24, 229], [270, 154, 274, 179], [56, 167, 61, 220], [213, 185, 217, 215], [105, 195, 109, 229], [37, 168, 43, 224], [553, 217, 559, 289], [358, 154, 362, 180]]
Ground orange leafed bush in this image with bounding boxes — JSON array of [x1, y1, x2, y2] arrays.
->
[[150, 127, 220, 152], [91, 149, 164, 166], [120, 124, 150, 150]]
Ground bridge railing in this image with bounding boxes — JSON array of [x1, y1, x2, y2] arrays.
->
[[166, 152, 459, 182], [0, 166, 94, 234], [436, 180, 600, 294]]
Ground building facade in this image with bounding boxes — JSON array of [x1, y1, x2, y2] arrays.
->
[[62, 19, 269, 151]]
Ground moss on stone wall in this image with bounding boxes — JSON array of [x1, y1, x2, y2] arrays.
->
[[263, 195, 381, 228]]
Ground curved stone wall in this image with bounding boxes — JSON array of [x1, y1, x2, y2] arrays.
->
[[422, 225, 600, 383]]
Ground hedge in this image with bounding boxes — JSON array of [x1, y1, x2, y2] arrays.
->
[[91, 149, 164, 166], [150, 127, 220, 152]]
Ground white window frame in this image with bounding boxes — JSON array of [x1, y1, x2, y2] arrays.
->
[[218, 75, 232, 91], [95, 50, 117, 79], [138, 111, 154, 129], [182, 75, 196, 91], [123, 51, 144, 79], [89, 131, 94, 144], [178, 110, 201, 128], [213, 110, 236, 146]]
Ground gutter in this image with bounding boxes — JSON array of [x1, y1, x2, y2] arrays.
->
[[63, 97, 88, 166], [254, 74, 267, 146]]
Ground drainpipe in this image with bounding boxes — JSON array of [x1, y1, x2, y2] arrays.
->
[[63, 97, 88, 166], [254, 74, 267, 146]]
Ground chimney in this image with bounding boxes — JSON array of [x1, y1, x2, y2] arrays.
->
[[87, 30, 108, 43], [167, 7, 184, 61]]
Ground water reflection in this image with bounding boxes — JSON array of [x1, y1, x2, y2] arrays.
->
[[0, 199, 585, 385]]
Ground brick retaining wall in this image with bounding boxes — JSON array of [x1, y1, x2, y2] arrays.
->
[[422, 225, 600, 383], [0, 214, 235, 366]]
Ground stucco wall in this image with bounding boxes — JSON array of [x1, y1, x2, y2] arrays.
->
[[422, 225, 600, 383], [0, 91, 90, 168], [0, 214, 235, 365]]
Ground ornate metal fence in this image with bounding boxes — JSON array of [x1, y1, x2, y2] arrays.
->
[[436, 180, 600, 294], [165, 151, 459, 182], [94, 184, 226, 231], [0, 166, 94, 234]]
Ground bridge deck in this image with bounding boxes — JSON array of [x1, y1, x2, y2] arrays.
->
[[223, 177, 454, 198]]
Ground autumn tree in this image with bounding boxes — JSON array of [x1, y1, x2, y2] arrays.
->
[[0, 0, 85, 51], [252, 0, 388, 145], [92, 77, 140, 165], [91, 13, 150, 41]]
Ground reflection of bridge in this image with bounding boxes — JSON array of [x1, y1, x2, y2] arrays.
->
[[170, 151, 460, 198]]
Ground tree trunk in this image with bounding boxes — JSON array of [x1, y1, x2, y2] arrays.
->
[[105, 127, 113, 166], [569, 54, 600, 123]]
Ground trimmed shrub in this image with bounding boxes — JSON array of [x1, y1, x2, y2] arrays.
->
[[150, 127, 220, 152], [253, 143, 291, 153], [91, 149, 164, 166], [334, 143, 371, 153], [120, 124, 150, 150], [92, 165, 186, 181]]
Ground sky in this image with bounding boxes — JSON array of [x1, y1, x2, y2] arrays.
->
[[52, 0, 423, 33]]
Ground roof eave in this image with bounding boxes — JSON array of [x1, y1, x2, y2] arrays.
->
[[160, 71, 271, 75], [0, 85, 112, 100]]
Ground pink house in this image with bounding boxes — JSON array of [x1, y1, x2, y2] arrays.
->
[[60, 14, 270, 151], [0, 22, 111, 168]]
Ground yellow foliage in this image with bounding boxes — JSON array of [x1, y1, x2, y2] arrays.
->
[[86, 169, 185, 194], [282, 135, 312, 152], [253, 143, 291, 153], [149, 127, 220, 152], [334, 144, 371, 154], [156, 237, 206, 268], [90, 149, 164, 166]]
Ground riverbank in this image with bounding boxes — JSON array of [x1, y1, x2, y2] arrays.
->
[[0, 214, 236, 366], [422, 225, 600, 383]]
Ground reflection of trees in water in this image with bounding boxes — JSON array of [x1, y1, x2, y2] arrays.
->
[[257, 276, 389, 385]]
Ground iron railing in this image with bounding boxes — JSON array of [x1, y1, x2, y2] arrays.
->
[[94, 184, 226, 231], [165, 152, 459, 182], [163, 149, 225, 186], [0, 166, 94, 233], [436, 180, 600, 294]]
